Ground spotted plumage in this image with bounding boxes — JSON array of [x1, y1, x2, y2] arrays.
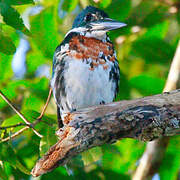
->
[[51, 6, 126, 127]]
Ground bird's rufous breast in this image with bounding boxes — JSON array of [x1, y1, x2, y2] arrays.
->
[[68, 35, 116, 70]]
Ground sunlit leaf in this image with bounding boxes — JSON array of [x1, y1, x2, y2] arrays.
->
[[26, 51, 49, 76], [30, 7, 60, 58], [0, 80, 30, 109], [0, 53, 13, 82], [129, 74, 165, 95], [143, 21, 169, 39]]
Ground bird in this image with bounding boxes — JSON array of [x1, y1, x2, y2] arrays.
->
[[51, 6, 126, 128]]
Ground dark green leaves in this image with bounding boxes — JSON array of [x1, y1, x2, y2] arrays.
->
[[0, 0, 32, 54], [0, 166, 8, 179], [132, 37, 174, 64], [104, 0, 131, 21], [127, 1, 169, 27], [0, 2, 30, 35], [131, 21, 174, 64], [5, 0, 34, 5]]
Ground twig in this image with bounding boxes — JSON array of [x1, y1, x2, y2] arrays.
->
[[37, 88, 52, 120], [0, 126, 29, 143], [31, 89, 180, 177], [0, 90, 43, 139], [0, 90, 31, 125], [133, 40, 180, 180]]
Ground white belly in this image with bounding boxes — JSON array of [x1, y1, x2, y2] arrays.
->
[[63, 58, 115, 112]]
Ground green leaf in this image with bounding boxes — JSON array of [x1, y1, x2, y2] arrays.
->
[[21, 78, 49, 111], [104, 0, 131, 21], [159, 136, 180, 180], [143, 21, 169, 39], [62, 0, 78, 12], [99, 0, 112, 8], [0, 2, 30, 35], [0, 34, 16, 55], [142, 5, 168, 27], [30, 7, 60, 58], [129, 74, 165, 96], [0, 53, 13, 81], [102, 139, 145, 174], [24, 109, 56, 123], [132, 37, 174, 64], [0, 80, 30, 109], [0, 143, 31, 175], [39, 126, 57, 157], [26, 51, 49, 76], [6, 0, 34, 5]]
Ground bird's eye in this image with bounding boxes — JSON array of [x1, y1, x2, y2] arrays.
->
[[85, 13, 92, 22]]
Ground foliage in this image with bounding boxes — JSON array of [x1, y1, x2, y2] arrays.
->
[[0, 0, 180, 179]]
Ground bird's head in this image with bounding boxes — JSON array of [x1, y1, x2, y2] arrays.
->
[[66, 6, 126, 40]]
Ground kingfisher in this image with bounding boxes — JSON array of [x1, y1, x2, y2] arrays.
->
[[51, 6, 126, 128]]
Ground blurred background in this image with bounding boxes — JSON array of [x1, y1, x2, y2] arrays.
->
[[0, 0, 179, 179]]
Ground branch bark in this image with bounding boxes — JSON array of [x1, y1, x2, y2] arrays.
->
[[31, 89, 180, 177]]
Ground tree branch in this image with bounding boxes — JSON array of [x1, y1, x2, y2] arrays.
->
[[31, 89, 180, 177]]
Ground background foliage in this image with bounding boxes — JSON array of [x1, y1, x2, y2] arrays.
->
[[0, 0, 180, 179]]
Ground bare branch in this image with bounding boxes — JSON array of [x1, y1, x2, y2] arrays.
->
[[0, 90, 43, 138], [163, 40, 180, 92], [31, 89, 180, 177], [37, 88, 52, 120]]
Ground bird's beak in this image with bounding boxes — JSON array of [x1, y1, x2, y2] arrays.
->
[[89, 18, 127, 31]]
